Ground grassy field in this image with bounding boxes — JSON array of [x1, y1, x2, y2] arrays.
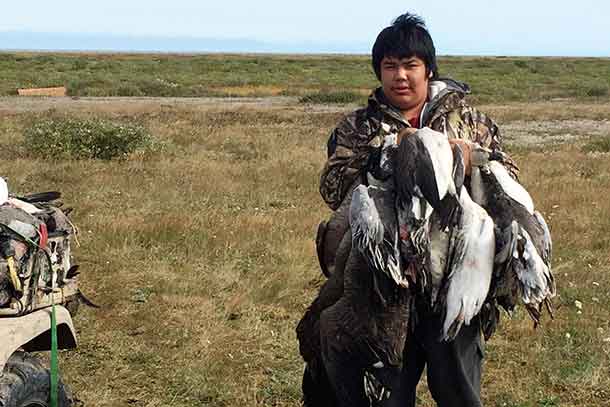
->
[[0, 53, 609, 103], [0, 54, 609, 406]]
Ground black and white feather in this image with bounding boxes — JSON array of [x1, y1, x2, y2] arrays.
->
[[470, 154, 555, 324], [394, 128, 460, 230], [441, 186, 495, 340], [350, 185, 407, 288]]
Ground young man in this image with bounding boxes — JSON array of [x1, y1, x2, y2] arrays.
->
[[318, 13, 518, 407]]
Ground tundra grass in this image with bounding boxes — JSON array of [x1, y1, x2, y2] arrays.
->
[[0, 53, 609, 104], [0, 102, 609, 406]]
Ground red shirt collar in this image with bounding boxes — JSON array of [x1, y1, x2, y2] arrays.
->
[[408, 116, 420, 129]]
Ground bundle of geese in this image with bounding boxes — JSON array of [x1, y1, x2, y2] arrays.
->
[[297, 127, 555, 407]]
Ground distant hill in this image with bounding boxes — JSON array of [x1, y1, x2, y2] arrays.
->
[[0, 31, 370, 54]]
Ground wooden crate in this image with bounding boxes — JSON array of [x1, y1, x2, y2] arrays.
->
[[17, 86, 67, 96]]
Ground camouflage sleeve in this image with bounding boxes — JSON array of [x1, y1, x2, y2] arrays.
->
[[319, 112, 378, 210], [441, 103, 520, 179]]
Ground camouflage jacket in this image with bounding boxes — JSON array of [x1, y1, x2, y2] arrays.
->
[[319, 79, 519, 210]]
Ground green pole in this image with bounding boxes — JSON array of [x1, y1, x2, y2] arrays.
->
[[50, 286, 58, 407]]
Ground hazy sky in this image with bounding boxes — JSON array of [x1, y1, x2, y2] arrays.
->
[[1, 0, 608, 56]]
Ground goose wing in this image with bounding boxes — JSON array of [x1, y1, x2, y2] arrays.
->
[[317, 180, 361, 278], [487, 161, 534, 214], [489, 221, 520, 313], [426, 212, 451, 306], [349, 185, 406, 288], [512, 226, 555, 323], [415, 128, 456, 201], [394, 133, 421, 208], [533, 211, 553, 267], [442, 187, 495, 341]]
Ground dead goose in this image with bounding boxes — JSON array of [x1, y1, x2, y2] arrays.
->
[[405, 142, 495, 341], [426, 144, 467, 306], [316, 131, 401, 279], [394, 127, 460, 230], [392, 128, 464, 294], [440, 185, 496, 341], [470, 158, 555, 324], [317, 184, 411, 407], [299, 137, 406, 406]]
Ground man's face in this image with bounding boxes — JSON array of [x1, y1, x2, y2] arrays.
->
[[379, 55, 430, 115]]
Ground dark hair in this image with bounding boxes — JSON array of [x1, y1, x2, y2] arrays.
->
[[371, 13, 438, 81]]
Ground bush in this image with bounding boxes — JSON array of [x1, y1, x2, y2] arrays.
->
[[584, 85, 609, 97], [71, 59, 88, 71], [114, 83, 145, 97], [65, 79, 97, 96], [513, 60, 528, 69], [299, 90, 363, 104], [582, 137, 610, 153], [23, 116, 155, 160]]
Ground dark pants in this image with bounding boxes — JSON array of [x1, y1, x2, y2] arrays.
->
[[382, 310, 484, 407]]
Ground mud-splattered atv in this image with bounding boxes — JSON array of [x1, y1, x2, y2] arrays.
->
[[0, 190, 81, 407]]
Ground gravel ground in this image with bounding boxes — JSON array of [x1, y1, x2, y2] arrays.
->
[[502, 119, 610, 146]]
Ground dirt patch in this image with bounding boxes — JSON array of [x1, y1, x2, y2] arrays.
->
[[502, 119, 610, 147], [0, 96, 299, 116]]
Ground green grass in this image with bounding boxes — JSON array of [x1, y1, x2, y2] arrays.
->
[[22, 115, 159, 160], [0, 98, 609, 406], [582, 137, 610, 153], [1, 53, 610, 103]]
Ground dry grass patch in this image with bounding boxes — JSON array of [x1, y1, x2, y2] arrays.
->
[[208, 85, 287, 96], [0, 102, 609, 406]]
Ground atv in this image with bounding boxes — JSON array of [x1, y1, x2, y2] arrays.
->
[[0, 186, 81, 407]]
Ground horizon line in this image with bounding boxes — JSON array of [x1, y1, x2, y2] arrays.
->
[[1, 49, 609, 59]]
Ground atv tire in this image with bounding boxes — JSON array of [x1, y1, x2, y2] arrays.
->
[[0, 351, 72, 407]]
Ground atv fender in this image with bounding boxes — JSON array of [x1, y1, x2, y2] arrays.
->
[[0, 306, 77, 372]]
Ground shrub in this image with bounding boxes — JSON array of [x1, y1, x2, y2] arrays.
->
[[114, 83, 145, 97], [513, 60, 528, 69], [23, 116, 155, 160], [299, 90, 363, 104], [584, 85, 609, 97], [71, 59, 88, 71], [582, 137, 610, 153], [65, 79, 96, 96]]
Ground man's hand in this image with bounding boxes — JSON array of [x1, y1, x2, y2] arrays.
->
[[448, 138, 473, 176]]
